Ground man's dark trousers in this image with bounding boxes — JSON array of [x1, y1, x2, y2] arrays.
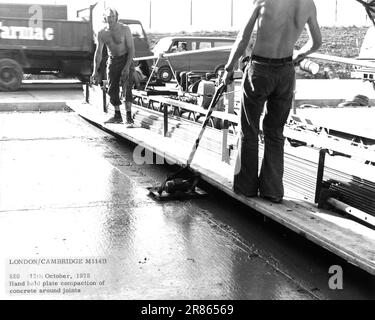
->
[[234, 58, 295, 198]]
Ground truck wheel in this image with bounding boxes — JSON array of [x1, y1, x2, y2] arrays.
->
[[0, 59, 23, 91], [158, 66, 173, 82]]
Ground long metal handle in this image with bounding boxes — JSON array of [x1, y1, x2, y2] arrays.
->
[[186, 82, 226, 165]]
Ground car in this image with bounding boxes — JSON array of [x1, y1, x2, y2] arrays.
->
[[151, 36, 235, 82]]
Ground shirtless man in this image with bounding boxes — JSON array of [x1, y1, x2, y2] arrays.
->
[[223, 0, 322, 203], [91, 8, 135, 126]]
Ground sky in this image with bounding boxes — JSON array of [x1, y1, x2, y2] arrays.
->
[[0, 0, 372, 32]]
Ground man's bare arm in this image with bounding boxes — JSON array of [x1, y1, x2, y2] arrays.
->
[[293, 3, 322, 63], [224, 1, 262, 72], [223, 1, 263, 84], [92, 32, 104, 81]]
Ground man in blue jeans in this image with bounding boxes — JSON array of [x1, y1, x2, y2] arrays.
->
[[223, 0, 322, 203]]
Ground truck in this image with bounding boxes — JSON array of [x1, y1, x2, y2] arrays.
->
[[0, 3, 68, 20], [0, 3, 152, 91]]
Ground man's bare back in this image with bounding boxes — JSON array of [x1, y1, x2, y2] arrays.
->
[[253, 0, 317, 58], [224, 0, 322, 76]]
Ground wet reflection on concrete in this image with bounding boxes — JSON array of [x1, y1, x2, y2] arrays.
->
[[0, 112, 325, 299]]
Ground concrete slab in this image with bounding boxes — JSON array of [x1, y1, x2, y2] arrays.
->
[[67, 93, 375, 278], [228, 78, 375, 107], [0, 85, 84, 112], [232, 79, 375, 138], [0, 112, 319, 300], [1, 80, 375, 300], [21, 79, 82, 87], [295, 79, 375, 106], [295, 106, 375, 140]]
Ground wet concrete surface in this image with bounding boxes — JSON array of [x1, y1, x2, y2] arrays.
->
[[0, 111, 374, 300]]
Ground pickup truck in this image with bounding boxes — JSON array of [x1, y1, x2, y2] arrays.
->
[[0, 3, 152, 91]]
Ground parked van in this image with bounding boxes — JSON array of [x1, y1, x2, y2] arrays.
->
[[152, 36, 235, 82]]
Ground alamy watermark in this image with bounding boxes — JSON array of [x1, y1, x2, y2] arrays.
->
[[0, 5, 55, 41], [133, 145, 177, 166], [328, 265, 343, 290]]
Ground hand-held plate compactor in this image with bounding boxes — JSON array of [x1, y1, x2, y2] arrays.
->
[[148, 82, 227, 201]]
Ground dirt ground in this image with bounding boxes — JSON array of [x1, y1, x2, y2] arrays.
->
[[149, 26, 369, 79]]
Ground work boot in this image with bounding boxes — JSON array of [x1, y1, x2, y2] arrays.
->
[[125, 111, 134, 128], [104, 111, 123, 124], [260, 195, 283, 204]]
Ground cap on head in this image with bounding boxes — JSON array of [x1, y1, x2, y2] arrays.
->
[[103, 7, 118, 23]]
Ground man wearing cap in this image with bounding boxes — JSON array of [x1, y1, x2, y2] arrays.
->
[[91, 7, 135, 126], [223, 0, 322, 203]]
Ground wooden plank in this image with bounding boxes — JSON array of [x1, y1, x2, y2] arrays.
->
[[68, 100, 375, 276], [284, 127, 375, 163], [135, 96, 375, 162], [309, 53, 375, 69], [134, 91, 375, 155], [133, 45, 232, 62], [130, 104, 238, 146], [135, 94, 239, 123]]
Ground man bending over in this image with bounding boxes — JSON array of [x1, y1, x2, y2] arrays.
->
[[92, 7, 135, 126]]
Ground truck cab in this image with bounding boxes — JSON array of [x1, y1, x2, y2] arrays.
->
[[119, 19, 152, 59]]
